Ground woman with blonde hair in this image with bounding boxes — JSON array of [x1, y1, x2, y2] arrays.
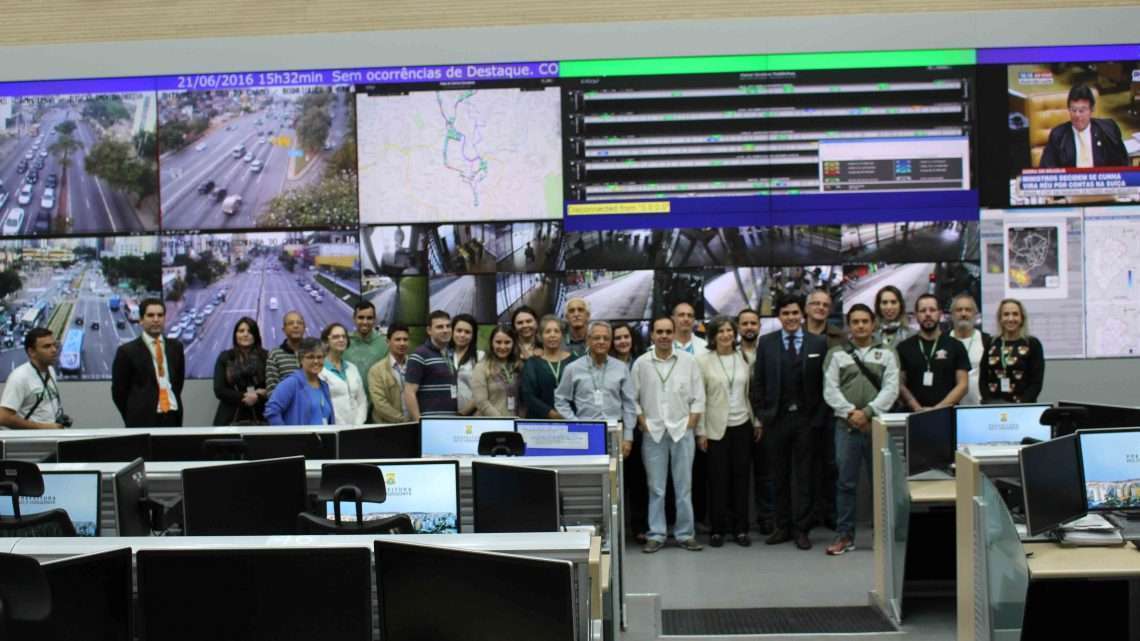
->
[[979, 298, 1045, 403]]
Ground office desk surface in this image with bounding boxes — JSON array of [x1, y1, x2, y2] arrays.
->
[[1025, 542, 1140, 579], [909, 480, 956, 504]]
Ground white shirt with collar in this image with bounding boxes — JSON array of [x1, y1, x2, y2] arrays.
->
[[953, 329, 985, 406], [631, 348, 705, 443], [142, 334, 179, 412], [674, 335, 709, 356]]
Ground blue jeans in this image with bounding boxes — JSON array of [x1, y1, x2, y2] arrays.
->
[[641, 429, 695, 542], [834, 418, 872, 539]]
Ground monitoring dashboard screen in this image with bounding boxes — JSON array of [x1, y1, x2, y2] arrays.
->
[[420, 416, 516, 456], [562, 65, 973, 225], [955, 403, 1051, 446], [355, 80, 564, 225], [1078, 429, 1140, 511], [0, 470, 101, 535], [516, 420, 608, 456], [326, 460, 460, 533], [979, 59, 1140, 208]]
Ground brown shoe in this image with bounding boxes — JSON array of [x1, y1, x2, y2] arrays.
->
[[765, 529, 791, 545], [826, 536, 855, 556], [794, 531, 812, 550]]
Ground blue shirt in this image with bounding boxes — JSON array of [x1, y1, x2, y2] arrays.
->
[[781, 328, 804, 354], [265, 370, 336, 426]]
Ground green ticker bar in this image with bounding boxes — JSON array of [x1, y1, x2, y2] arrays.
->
[[559, 49, 975, 77], [767, 49, 975, 71]]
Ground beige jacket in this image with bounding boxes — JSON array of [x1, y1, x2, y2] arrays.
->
[[696, 350, 755, 440], [367, 357, 407, 424], [471, 359, 523, 417]]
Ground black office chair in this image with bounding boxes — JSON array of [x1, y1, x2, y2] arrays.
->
[[200, 438, 247, 460], [477, 431, 526, 456], [296, 463, 415, 535], [0, 553, 52, 641], [0, 460, 77, 538]]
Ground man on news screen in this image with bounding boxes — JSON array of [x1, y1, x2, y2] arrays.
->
[[1039, 84, 1129, 168]]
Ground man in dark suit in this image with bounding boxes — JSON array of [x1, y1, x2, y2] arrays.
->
[[1039, 84, 1129, 169], [112, 298, 185, 428], [749, 294, 829, 550]]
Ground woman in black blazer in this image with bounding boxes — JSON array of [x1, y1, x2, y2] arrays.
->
[[212, 317, 269, 425]]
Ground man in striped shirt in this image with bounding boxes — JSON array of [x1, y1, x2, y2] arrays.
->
[[403, 310, 457, 419]]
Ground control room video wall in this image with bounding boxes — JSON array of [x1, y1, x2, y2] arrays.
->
[[2, 44, 1138, 380]]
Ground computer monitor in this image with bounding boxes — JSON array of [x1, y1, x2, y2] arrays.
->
[[473, 461, 560, 533], [955, 404, 1051, 446], [56, 433, 150, 463], [137, 547, 372, 641], [374, 539, 575, 641], [242, 432, 330, 460], [149, 434, 216, 461], [181, 456, 308, 535], [515, 419, 608, 456], [906, 406, 956, 476], [1020, 434, 1086, 536], [41, 547, 133, 641], [0, 470, 101, 536], [1077, 428, 1140, 512], [1057, 401, 1140, 431], [326, 460, 460, 534], [337, 422, 421, 458], [420, 417, 515, 456], [113, 457, 151, 536]]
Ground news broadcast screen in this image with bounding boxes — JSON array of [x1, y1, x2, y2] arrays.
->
[[1004, 61, 1140, 206]]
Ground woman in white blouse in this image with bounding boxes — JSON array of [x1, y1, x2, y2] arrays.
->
[[696, 315, 757, 548], [319, 323, 368, 426]]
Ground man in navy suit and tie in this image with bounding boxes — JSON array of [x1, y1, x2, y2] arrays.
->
[[111, 298, 185, 428], [750, 294, 829, 550], [1039, 84, 1129, 169]]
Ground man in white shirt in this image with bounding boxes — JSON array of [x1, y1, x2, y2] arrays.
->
[[672, 302, 708, 356], [631, 316, 706, 553], [0, 328, 67, 429], [948, 294, 990, 406]]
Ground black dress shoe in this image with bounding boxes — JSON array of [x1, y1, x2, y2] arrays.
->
[[735, 533, 752, 547], [765, 529, 792, 545], [709, 534, 724, 547], [795, 531, 812, 550]]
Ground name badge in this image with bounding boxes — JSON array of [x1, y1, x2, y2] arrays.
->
[[1000, 377, 1011, 393], [594, 390, 604, 406], [450, 385, 457, 399], [922, 371, 934, 387], [507, 396, 516, 412]]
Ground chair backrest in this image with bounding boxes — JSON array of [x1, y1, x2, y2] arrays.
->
[[295, 512, 414, 535], [0, 510, 78, 537], [0, 552, 52, 636], [200, 438, 246, 461]]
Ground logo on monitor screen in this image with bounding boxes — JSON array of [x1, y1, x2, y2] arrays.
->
[[464, 424, 474, 435], [999, 412, 1009, 423], [386, 472, 397, 485]]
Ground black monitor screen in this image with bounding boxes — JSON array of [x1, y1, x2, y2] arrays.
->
[[57, 434, 150, 463], [1058, 401, 1140, 431], [1020, 434, 1086, 535], [42, 547, 133, 641], [906, 406, 956, 476], [374, 540, 575, 641], [337, 423, 421, 459], [137, 547, 372, 641], [473, 461, 560, 533], [1078, 428, 1140, 511], [181, 456, 307, 535], [149, 434, 215, 461], [113, 457, 150, 536], [243, 433, 333, 460]]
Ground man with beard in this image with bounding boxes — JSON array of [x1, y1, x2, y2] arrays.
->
[[736, 308, 761, 365], [896, 294, 969, 412], [948, 294, 990, 406]]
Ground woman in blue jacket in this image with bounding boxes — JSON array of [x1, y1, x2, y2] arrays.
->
[[265, 337, 335, 426]]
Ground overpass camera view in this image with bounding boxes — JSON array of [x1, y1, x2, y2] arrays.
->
[[158, 86, 357, 231], [0, 236, 159, 381], [161, 230, 359, 378], [0, 93, 159, 236]]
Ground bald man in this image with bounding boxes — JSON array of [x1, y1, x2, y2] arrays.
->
[[266, 310, 306, 394], [564, 297, 590, 357]]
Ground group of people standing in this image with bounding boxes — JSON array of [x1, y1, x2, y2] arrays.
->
[[0, 287, 1047, 557]]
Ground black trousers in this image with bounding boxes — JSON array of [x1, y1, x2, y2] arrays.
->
[[766, 412, 816, 533], [625, 428, 649, 535], [706, 422, 753, 535], [752, 429, 773, 524], [812, 420, 837, 526]]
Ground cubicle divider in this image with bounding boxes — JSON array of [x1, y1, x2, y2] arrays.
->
[[0, 532, 600, 641], [871, 417, 910, 626]]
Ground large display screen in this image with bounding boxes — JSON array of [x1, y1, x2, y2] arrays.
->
[[955, 403, 1051, 446]]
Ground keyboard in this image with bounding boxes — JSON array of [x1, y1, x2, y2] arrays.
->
[[962, 443, 1022, 459]]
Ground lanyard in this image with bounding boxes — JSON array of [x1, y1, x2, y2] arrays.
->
[[445, 348, 457, 375], [919, 336, 941, 372], [500, 363, 515, 385], [998, 338, 1014, 371], [652, 357, 678, 389], [589, 359, 608, 392], [716, 352, 737, 389], [545, 358, 563, 382]]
